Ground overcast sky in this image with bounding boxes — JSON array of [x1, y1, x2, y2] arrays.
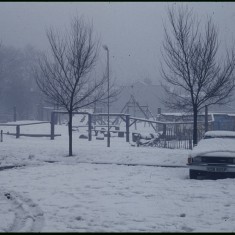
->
[[0, 2, 234, 85]]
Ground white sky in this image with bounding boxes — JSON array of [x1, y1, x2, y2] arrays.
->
[[0, 2, 234, 85]]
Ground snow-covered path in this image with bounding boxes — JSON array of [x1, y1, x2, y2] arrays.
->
[[1, 162, 235, 232], [1, 190, 44, 232]]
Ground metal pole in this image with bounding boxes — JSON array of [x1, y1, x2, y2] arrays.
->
[[103, 45, 110, 147], [88, 114, 92, 141], [107, 48, 110, 147], [205, 105, 208, 132], [51, 112, 55, 140]]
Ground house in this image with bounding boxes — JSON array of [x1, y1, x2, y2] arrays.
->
[[157, 112, 235, 132]]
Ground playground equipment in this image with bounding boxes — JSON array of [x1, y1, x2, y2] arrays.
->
[[112, 94, 155, 127], [50, 110, 211, 149]]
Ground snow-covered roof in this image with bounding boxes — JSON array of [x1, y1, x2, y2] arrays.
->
[[161, 113, 189, 116], [205, 130, 235, 138], [161, 113, 214, 117], [162, 112, 235, 117]]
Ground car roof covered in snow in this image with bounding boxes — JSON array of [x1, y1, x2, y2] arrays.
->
[[204, 130, 235, 138], [191, 137, 235, 157]]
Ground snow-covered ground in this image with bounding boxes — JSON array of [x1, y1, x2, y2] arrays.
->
[[0, 122, 235, 232]]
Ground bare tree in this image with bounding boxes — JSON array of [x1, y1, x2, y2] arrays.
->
[[35, 17, 116, 156], [161, 6, 235, 146]]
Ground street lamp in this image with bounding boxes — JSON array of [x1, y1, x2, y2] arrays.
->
[[103, 45, 110, 147]]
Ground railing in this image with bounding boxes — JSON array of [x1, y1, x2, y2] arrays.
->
[[0, 121, 60, 139]]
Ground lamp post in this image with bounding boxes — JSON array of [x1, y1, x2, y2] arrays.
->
[[103, 45, 110, 147]]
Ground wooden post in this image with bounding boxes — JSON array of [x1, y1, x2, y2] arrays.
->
[[16, 125, 20, 138], [54, 112, 58, 125], [205, 105, 208, 132], [51, 112, 55, 140], [13, 106, 17, 122], [0, 130, 2, 142], [126, 115, 130, 142], [134, 102, 137, 130], [163, 124, 166, 137], [163, 124, 166, 147], [158, 108, 161, 115], [88, 114, 92, 141], [189, 138, 192, 150]]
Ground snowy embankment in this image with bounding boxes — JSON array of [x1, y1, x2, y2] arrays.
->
[[1, 122, 235, 232]]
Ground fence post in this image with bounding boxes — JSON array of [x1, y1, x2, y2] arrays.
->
[[163, 124, 166, 147], [16, 125, 20, 138], [125, 115, 130, 142], [88, 114, 92, 141], [51, 112, 55, 140], [0, 130, 2, 142]]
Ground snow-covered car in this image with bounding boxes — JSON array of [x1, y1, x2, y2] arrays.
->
[[187, 130, 235, 179]]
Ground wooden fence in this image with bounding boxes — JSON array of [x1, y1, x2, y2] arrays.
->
[[0, 121, 60, 139]]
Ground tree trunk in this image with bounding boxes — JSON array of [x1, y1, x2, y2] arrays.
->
[[68, 111, 73, 156], [193, 106, 198, 147]]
